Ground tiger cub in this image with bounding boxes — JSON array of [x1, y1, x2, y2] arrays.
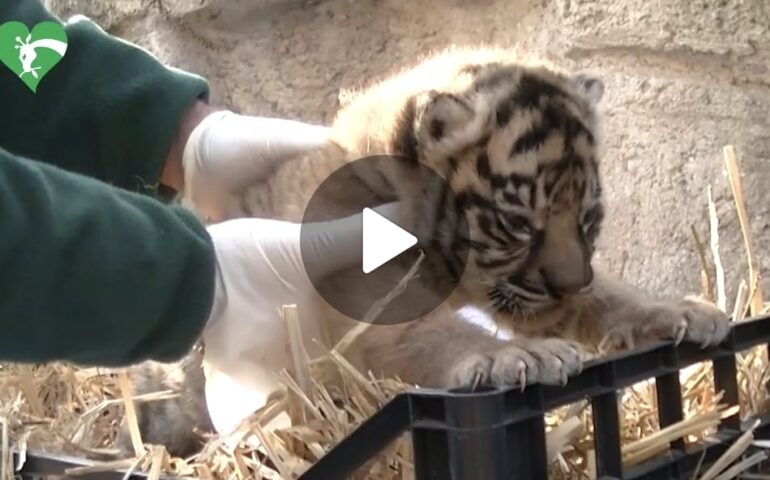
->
[[124, 47, 729, 456]]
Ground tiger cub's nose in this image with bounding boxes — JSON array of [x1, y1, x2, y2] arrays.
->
[[541, 263, 593, 297]]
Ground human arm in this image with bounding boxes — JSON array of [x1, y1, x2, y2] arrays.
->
[[0, 147, 215, 365], [0, 0, 209, 194]]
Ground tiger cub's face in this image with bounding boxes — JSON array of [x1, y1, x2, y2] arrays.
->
[[406, 63, 605, 315]]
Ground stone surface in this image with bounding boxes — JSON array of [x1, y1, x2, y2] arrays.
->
[[531, 0, 770, 304], [48, 0, 770, 305]]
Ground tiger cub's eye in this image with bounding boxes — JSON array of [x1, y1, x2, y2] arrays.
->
[[581, 206, 603, 239], [499, 212, 533, 237]]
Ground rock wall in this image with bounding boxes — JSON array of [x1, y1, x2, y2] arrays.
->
[[534, 0, 770, 305], [48, 0, 770, 304]]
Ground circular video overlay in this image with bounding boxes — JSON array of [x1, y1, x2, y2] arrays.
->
[[300, 155, 469, 325]]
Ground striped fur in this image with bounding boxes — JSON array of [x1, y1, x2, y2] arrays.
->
[[390, 61, 606, 317]]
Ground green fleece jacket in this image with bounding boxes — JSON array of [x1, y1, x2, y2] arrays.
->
[[0, 0, 215, 365]]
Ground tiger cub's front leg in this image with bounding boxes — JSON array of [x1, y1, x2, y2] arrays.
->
[[577, 271, 731, 350], [353, 304, 587, 389]]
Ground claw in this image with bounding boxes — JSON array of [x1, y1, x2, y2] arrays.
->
[[598, 335, 609, 352], [600, 329, 635, 352], [700, 330, 717, 349], [622, 330, 635, 349], [573, 347, 585, 374], [471, 371, 483, 391], [598, 333, 615, 352], [674, 321, 687, 345], [518, 361, 527, 391], [552, 358, 567, 386]]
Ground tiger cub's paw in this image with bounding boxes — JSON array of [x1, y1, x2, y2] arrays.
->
[[447, 338, 587, 389], [602, 298, 730, 350]]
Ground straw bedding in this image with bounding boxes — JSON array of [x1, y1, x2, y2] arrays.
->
[[2, 146, 769, 480]]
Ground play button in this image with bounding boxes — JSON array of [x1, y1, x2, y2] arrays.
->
[[299, 155, 469, 325], [362, 208, 417, 274]]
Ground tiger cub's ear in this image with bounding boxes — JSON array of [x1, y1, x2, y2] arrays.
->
[[417, 92, 475, 142], [572, 74, 604, 106], [414, 90, 488, 166]]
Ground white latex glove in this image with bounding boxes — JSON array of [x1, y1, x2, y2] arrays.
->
[[182, 110, 330, 219], [202, 203, 401, 436]]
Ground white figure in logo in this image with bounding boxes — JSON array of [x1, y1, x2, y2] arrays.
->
[[14, 33, 67, 79]]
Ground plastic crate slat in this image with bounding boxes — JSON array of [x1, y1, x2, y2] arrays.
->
[[412, 426, 448, 480], [526, 415, 549, 480], [732, 315, 770, 350], [713, 354, 741, 430], [655, 371, 686, 451], [442, 388, 516, 479], [299, 394, 411, 480], [591, 392, 624, 478], [411, 387, 544, 430]]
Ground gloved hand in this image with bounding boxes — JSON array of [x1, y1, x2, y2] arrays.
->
[[201, 202, 402, 435], [177, 103, 330, 221]]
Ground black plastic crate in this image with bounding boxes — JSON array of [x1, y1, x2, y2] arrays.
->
[[15, 314, 770, 479], [299, 314, 770, 480]]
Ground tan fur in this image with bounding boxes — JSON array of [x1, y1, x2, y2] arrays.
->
[[122, 47, 729, 457]]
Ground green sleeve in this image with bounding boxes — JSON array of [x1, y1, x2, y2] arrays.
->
[[0, 147, 215, 365], [0, 0, 215, 364], [0, 0, 209, 193]]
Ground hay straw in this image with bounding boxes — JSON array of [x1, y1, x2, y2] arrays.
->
[[698, 418, 761, 480], [622, 405, 734, 467], [65, 458, 140, 476], [119, 457, 144, 480], [328, 251, 426, 359], [732, 280, 749, 322], [252, 424, 292, 480], [707, 186, 727, 312], [546, 416, 584, 461], [147, 446, 165, 480], [692, 224, 715, 303], [1, 416, 9, 480], [712, 451, 768, 480], [724, 145, 764, 316], [117, 372, 143, 458]]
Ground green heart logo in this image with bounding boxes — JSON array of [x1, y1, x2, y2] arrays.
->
[[0, 21, 67, 93]]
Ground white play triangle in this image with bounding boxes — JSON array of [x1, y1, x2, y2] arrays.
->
[[362, 207, 417, 274]]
